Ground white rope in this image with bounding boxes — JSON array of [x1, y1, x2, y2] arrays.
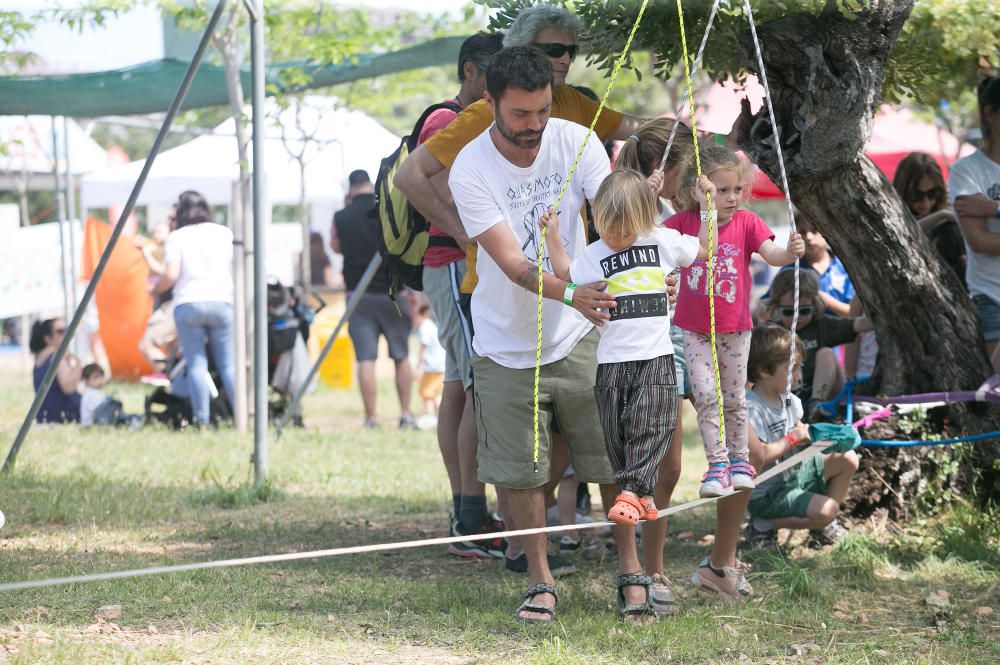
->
[[0, 443, 827, 593], [657, 0, 721, 173], [743, 0, 800, 404]]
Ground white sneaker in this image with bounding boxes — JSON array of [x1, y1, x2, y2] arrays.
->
[[699, 463, 731, 498], [416, 413, 438, 430], [730, 459, 756, 491]]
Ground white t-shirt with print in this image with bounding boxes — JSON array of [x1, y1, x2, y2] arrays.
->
[[948, 149, 1000, 299], [569, 228, 699, 364], [164, 222, 235, 306], [449, 118, 611, 368], [746, 389, 804, 499]]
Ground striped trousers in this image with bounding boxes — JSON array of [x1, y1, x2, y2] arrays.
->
[[594, 354, 679, 497]]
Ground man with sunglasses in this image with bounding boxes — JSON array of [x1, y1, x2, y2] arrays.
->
[[395, 3, 648, 257]]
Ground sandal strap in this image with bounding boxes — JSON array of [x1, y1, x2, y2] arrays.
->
[[621, 603, 655, 616], [730, 459, 757, 476], [517, 602, 556, 617], [616, 573, 653, 588], [523, 582, 559, 603]]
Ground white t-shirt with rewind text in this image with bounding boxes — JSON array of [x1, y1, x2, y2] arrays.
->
[[569, 228, 699, 364], [449, 118, 611, 368]]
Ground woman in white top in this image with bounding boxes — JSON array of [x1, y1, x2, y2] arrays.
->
[[949, 77, 1000, 372], [156, 191, 236, 424]]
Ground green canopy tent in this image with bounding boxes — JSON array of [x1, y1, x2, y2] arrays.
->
[[0, 35, 466, 117]]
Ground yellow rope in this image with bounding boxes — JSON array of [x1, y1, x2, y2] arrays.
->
[[676, 0, 726, 450], [531, 0, 650, 471]]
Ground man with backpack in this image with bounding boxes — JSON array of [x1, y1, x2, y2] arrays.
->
[[332, 170, 416, 429], [416, 33, 506, 557]]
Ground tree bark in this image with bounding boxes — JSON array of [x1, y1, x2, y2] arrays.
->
[[733, 1, 1000, 506]]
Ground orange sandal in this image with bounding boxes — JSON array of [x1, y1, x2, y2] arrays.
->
[[607, 493, 657, 526]]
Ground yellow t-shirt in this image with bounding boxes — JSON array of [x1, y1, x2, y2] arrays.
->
[[423, 86, 625, 294]]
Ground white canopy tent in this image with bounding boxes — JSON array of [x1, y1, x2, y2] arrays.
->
[[0, 115, 107, 191], [79, 97, 400, 212]]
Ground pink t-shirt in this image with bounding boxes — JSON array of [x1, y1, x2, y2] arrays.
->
[[664, 208, 774, 333], [418, 102, 466, 268]]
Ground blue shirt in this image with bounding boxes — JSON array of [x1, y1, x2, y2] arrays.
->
[[33, 354, 81, 424], [766, 250, 855, 306]]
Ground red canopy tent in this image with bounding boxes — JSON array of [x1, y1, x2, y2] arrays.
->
[[690, 78, 975, 199]]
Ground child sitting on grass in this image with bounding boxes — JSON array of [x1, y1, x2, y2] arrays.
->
[[766, 269, 873, 418], [81, 364, 142, 428], [744, 324, 859, 555]]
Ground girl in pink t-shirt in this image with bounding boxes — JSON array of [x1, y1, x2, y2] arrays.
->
[[664, 146, 804, 497]]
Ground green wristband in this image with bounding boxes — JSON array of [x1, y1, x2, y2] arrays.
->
[[563, 283, 577, 306]]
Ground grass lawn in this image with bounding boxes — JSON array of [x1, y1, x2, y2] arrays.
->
[[0, 362, 997, 664]]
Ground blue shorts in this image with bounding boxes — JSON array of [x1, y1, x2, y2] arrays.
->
[[973, 294, 1000, 341]]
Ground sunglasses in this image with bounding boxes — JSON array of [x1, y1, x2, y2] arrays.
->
[[913, 187, 941, 202], [533, 42, 578, 60], [780, 306, 814, 317]]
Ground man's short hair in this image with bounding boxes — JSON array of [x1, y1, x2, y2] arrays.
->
[[485, 46, 553, 102], [347, 169, 371, 187], [503, 3, 583, 48], [458, 32, 505, 81]]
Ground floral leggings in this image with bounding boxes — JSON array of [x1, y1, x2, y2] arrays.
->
[[682, 329, 751, 467]]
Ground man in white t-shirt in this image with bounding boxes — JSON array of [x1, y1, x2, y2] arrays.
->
[[949, 81, 1000, 374], [448, 46, 645, 623]]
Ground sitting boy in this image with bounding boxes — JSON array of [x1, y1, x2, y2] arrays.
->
[[81, 363, 142, 428], [744, 324, 860, 554]]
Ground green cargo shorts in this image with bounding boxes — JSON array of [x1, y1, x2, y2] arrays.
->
[[749, 453, 828, 520], [471, 328, 614, 489]]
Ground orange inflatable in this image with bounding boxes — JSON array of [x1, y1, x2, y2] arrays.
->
[[80, 216, 153, 380]]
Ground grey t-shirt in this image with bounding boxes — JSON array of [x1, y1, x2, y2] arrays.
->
[[746, 389, 803, 499]]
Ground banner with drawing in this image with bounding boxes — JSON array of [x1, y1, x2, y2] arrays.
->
[[0, 221, 80, 319]]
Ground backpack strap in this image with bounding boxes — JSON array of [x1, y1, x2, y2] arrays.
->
[[405, 100, 464, 151]]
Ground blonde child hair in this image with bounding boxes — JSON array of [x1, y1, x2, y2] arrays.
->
[[766, 268, 825, 318], [593, 169, 658, 239], [675, 144, 753, 210]]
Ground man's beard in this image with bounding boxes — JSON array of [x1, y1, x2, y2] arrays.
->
[[495, 111, 545, 150]]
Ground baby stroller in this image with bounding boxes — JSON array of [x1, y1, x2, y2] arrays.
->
[[267, 278, 323, 426], [144, 355, 233, 429]]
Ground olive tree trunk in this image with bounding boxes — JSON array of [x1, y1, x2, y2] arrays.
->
[[733, 0, 999, 512]]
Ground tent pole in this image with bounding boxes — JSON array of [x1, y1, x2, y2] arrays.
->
[[274, 254, 382, 437], [51, 117, 70, 323], [62, 116, 80, 354], [2, 0, 229, 476], [250, 0, 268, 485]]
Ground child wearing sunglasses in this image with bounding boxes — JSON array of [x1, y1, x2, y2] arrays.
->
[[664, 145, 805, 498], [765, 269, 872, 417]]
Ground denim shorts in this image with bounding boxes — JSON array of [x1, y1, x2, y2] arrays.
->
[[669, 325, 690, 398], [973, 294, 1000, 341]]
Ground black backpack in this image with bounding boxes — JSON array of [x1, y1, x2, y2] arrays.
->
[[372, 101, 462, 296]]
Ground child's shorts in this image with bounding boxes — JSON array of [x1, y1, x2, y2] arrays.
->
[[748, 454, 827, 520], [419, 371, 445, 401], [973, 294, 1000, 341]]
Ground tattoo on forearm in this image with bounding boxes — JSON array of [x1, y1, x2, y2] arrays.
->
[[515, 263, 539, 292]]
